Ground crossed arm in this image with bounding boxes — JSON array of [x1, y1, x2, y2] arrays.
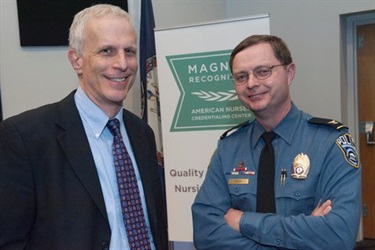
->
[[224, 200, 332, 232]]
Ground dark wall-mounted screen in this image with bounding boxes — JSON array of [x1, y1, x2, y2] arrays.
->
[[0, 87, 3, 121], [16, 1, 128, 47]]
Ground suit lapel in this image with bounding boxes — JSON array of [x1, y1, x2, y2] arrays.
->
[[123, 111, 152, 181], [122, 111, 157, 200], [54, 91, 108, 221]]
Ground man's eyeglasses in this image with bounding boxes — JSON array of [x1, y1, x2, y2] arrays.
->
[[231, 64, 286, 85]]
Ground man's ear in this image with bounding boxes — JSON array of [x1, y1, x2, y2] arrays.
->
[[68, 49, 83, 74], [286, 62, 296, 86]]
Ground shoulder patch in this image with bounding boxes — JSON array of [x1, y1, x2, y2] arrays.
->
[[220, 121, 250, 139], [308, 117, 348, 131], [335, 133, 360, 168]]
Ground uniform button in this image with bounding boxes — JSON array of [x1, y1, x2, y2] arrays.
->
[[274, 239, 281, 245], [234, 187, 240, 193], [295, 191, 301, 197], [102, 241, 109, 250]]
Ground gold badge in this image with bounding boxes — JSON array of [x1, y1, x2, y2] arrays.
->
[[291, 153, 310, 179]]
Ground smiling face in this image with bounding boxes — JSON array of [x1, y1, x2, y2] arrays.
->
[[232, 42, 295, 123], [68, 15, 137, 117]]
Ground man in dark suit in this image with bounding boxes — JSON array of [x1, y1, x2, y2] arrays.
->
[[0, 4, 168, 250]]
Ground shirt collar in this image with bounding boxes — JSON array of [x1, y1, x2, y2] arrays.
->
[[273, 102, 301, 145], [75, 86, 123, 139], [252, 102, 301, 146]]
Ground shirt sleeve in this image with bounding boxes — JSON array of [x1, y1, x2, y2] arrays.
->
[[192, 148, 274, 250]]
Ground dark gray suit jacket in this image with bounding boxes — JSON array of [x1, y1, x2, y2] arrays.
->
[[0, 91, 168, 250]]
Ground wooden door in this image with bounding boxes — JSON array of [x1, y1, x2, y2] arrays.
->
[[357, 23, 375, 239]]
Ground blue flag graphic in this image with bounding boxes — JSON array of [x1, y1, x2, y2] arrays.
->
[[139, 0, 165, 184], [140, 0, 156, 122]]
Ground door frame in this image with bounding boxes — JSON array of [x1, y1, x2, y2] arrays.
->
[[342, 10, 375, 241]]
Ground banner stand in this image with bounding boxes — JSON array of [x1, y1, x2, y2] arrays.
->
[[155, 14, 270, 247]]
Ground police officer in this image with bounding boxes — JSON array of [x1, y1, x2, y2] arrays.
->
[[192, 35, 361, 249]]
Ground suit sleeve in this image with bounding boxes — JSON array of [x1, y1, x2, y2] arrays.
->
[[0, 120, 35, 249]]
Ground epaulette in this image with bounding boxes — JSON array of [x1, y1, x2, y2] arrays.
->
[[308, 117, 348, 131], [220, 121, 250, 139]]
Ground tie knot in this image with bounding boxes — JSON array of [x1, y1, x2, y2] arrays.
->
[[262, 131, 276, 144], [107, 118, 121, 137]]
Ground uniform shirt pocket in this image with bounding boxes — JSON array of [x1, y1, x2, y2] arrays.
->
[[225, 175, 256, 211], [276, 181, 316, 216]]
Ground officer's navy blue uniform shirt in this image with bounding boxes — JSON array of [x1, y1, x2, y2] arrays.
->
[[192, 103, 361, 250]]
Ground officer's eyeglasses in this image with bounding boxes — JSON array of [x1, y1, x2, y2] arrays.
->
[[231, 64, 286, 86]]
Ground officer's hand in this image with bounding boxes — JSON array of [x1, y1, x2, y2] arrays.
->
[[224, 208, 243, 232], [311, 199, 332, 216]]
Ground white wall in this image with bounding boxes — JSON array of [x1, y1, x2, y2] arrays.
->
[[226, 0, 375, 121], [2, 0, 374, 121], [0, 0, 226, 119], [0, 0, 77, 119], [152, 0, 227, 29]]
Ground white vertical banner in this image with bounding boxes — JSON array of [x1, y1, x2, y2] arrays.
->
[[155, 15, 270, 242]]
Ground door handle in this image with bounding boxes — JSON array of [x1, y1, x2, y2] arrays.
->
[[359, 121, 375, 145], [362, 121, 375, 145]]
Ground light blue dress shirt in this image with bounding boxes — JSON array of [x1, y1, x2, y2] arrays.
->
[[74, 86, 155, 250]]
